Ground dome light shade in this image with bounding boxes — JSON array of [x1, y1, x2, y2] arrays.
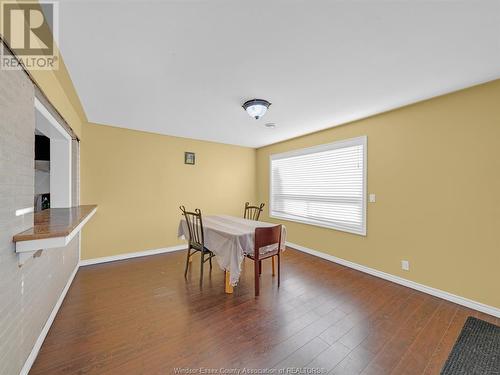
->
[[242, 99, 271, 120]]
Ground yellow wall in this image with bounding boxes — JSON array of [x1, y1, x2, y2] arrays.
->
[[80, 123, 257, 260], [256, 79, 500, 309]]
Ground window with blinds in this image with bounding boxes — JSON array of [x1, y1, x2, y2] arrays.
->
[[270, 136, 367, 235]]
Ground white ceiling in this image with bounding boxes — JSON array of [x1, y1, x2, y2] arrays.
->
[[58, 0, 500, 148]]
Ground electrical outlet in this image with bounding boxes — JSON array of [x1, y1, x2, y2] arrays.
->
[[401, 260, 410, 271], [369, 193, 376, 203]]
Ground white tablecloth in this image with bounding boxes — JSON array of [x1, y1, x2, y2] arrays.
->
[[177, 215, 286, 286]]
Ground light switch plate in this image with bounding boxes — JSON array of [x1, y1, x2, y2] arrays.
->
[[369, 193, 376, 203]]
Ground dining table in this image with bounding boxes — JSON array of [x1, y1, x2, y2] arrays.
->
[[177, 215, 287, 293]]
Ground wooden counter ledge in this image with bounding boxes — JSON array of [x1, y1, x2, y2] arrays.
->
[[14, 205, 98, 242]]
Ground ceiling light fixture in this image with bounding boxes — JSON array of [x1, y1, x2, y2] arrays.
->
[[242, 99, 271, 120]]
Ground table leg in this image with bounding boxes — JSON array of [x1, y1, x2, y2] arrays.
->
[[272, 257, 276, 276], [225, 271, 233, 294]]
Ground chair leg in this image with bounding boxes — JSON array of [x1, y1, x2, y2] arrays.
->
[[184, 248, 191, 278], [209, 253, 213, 269], [259, 260, 262, 275], [277, 254, 281, 287], [272, 257, 276, 276], [200, 252, 204, 285], [254, 261, 260, 296]]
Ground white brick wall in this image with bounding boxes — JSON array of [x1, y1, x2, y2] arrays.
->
[[0, 54, 80, 374]]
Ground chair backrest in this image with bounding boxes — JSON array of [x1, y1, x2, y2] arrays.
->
[[179, 206, 204, 250], [244, 202, 265, 221], [254, 225, 282, 259]]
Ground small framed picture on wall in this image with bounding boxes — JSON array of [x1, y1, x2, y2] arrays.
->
[[184, 152, 195, 165]]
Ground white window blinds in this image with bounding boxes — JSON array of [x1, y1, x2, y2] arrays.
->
[[270, 136, 367, 235]]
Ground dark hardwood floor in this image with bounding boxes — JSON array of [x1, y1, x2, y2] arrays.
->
[[29, 248, 498, 375]]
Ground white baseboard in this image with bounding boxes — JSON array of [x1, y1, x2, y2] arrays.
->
[[20, 263, 79, 375], [287, 241, 500, 318], [79, 245, 186, 267]]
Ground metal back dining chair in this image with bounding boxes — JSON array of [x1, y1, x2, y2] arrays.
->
[[244, 202, 265, 221], [179, 206, 215, 284], [245, 225, 282, 296]]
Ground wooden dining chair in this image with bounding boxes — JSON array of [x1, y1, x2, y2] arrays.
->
[[245, 225, 282, 296], [179, 206, 215, 284], [244, 202, 265, 221]]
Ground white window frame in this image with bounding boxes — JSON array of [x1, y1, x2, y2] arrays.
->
[[35, 97, 72, 208], [269, 135, 367, 236]]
